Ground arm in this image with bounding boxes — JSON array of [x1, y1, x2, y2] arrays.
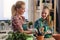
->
[[12, 16, 32, 34], [34, 20, 39, 29], [44, 26, 52, 34]]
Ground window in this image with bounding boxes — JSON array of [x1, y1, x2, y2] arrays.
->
[[0, 0, 28, 20]]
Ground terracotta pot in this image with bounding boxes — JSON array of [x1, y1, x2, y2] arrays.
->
[[37, 36, 44, 40], [53, 34, 60, 40]]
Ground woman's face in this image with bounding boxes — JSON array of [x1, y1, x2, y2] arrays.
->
[[17, 5, 25, 15], [41, 8, 49, 19]]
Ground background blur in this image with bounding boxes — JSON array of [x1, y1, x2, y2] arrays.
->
[[0, 0, 28, 20]]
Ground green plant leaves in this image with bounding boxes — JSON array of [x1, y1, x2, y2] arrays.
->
[[6, 32, 33, 40]]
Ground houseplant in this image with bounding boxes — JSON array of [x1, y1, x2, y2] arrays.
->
[[36, 25, 44, 40], [28, 21, 33, 28], [6, 31, 33, 40], [6, 20, 11, 25]]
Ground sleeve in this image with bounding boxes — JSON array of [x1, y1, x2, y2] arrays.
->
[[48, 26, 54, 32], [45, 25, 53, 33], [34, 20, 39, 29], [12, 16, 23, 32]]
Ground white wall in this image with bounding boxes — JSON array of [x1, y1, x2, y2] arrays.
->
[[0, 0, 4, 20], [0, 0, 28, 20], [28, 0, 34, 22]]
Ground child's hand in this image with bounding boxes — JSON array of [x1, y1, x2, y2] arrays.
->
[[46, 30, 52, 34], [40, 27, 44, 33]]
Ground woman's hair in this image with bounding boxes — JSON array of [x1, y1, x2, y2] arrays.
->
[[43, 6, 51, 27], [11, 1, 25, 16]]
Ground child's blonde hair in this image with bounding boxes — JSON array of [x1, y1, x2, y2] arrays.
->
[[43, 6, 51, 27]]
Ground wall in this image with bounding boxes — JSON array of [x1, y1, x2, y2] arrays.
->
[[28, 0, 34, 22], [56, 0, 60, 33], [0, 0, 4, 20]]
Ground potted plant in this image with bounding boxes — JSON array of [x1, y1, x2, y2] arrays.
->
[[6, 31, 33, 40], [36, 25, 44, 40], [28, 21, 33, 29], [7, 20, 11, 25]]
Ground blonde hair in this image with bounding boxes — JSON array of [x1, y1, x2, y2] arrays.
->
[[11, 1, 25, 16], [43, 6, 51, 27]]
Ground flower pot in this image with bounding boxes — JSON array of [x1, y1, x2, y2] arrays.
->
[[53, 34, 60, 40], [37, 36, 44, 40]]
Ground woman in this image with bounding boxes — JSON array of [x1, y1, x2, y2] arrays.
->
[[34, 6, 55, 40], [12, 1, 35, 34]]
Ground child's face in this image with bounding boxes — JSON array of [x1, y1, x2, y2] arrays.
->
[[41, 8, 49, 19]]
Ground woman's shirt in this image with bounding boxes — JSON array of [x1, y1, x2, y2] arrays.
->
[[34, 18, 52, 38], [12, 14, 25, 32]]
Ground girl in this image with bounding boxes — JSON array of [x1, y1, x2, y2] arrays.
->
[[34, 6, 55, 40]]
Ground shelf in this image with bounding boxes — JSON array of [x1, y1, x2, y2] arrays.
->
[[50, 9, 54, 12]]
